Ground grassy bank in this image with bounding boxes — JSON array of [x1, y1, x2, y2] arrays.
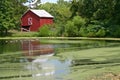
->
[[0, 30, 120, 40], [0, 37, 120, 41]]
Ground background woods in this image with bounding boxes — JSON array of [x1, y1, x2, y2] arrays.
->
[[0, 0, 120, 37]]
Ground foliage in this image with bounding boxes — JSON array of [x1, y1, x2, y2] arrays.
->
[[96, 28, 106, 37], [64, 16, 86, 37], [69, 0, 120, 37], [37, 25, 50, 37], [79, 24, 106, 37], [0, 0, 120, 37], [64, 21, 78, 37], [36, 0, 73, 37], [37, 0, 71, 23], [0, 0, 27, 36], [73, 16, 86, 30], [36, 0, 120, 37], [109, 25, 120, 37], [55, 23, 65, 37], [79, 27, 88, 37], [37, 24, 56, 37]]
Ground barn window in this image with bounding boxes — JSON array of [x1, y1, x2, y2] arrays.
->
[[28, 17, 32, 25]]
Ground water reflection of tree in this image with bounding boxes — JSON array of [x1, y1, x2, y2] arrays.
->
[[0, 40, 6, 54], [55, 40, 120, 55], [0, 40, 22, 63], [0, 40, 21, 54]]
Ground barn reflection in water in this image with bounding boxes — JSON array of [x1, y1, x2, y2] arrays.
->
[[21, 40, 54, 56], [21, 40, 55, 79]]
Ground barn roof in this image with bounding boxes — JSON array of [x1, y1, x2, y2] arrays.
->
[[30, 9, 54, 18]]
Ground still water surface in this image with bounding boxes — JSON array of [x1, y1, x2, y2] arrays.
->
[[0, 39, 120, 80]]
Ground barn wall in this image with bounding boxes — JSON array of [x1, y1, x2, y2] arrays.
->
[[40, 18, 53, 28]]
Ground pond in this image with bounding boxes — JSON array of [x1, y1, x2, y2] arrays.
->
[[0, 39, 120, 80]]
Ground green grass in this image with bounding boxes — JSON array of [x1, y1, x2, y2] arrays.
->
[[0, 36, 120, 41], [11, 32, 38, 37]]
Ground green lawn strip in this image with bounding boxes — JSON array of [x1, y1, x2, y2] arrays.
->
[[0, 37, 120, 41], [0, 37, 38, 40]]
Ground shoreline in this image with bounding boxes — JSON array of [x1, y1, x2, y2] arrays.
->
[[0, 37, 120, 41]]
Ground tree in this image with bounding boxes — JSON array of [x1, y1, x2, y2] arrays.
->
[[0, 0, 27, 36], [70, 0, 79, 18], [64, 21, 78, 37], [37, 1, 71, 23], [70, 0, 120, 37], [37, 1, 71, 37], [72, 16, 86, 31]]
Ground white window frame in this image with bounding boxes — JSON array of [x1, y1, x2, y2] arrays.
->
[[28, 17, 32, 25]]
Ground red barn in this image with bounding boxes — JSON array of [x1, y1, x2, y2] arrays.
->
[[21, 9, 54, 32]]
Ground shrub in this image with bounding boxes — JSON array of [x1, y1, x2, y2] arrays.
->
[[55, 23, 65, 37], [73, 16, 86, 30], [37, 25, 50, 37], [79, 24, 106, 37], [79, 27, 88, 37], [64, 21, 78, 37], [96, 28, 106, 37], [63, 16, 86, 37], [109, 25, 120, 38]]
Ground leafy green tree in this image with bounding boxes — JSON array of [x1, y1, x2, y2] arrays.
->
[[55, 23, 65, 36], [63, 16, 86, 37], [109, 25, 120, 37], [70, 0, 120, 37], [93, 0, 115, 21], [64, 21, 78, 37], [79, 27, 88, 37], [37, 1, 71, 37], [79, 24, 106, 37], [0, 0, 27, 36], [37, 1, 71, 23], [72, 16, 86, 30], [96, 28, 106, 37], [111, 0, 120, 25], [70, 0, 79, 17]]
